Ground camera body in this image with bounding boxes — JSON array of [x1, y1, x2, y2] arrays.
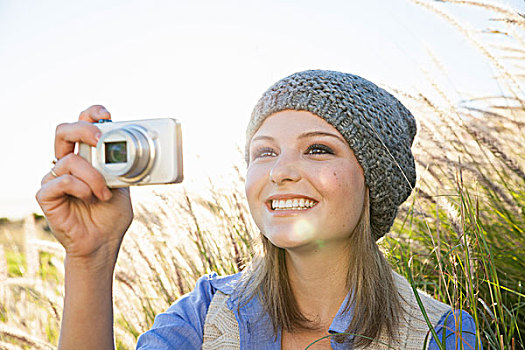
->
[[78, 118, 183, 188]]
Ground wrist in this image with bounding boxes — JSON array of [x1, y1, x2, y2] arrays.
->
[[65, 241, 121, 275]]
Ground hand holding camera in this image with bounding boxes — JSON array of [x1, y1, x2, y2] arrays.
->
[[36, 105, 183, 268], [35, 106, 134, 267]]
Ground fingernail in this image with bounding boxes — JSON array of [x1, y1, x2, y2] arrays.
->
[[95, 131, 102, 142]]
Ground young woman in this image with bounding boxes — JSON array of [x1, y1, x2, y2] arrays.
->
[[36, 70, 480, 349]]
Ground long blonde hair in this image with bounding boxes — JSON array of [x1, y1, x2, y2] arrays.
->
[[238, 187, 402, 348]]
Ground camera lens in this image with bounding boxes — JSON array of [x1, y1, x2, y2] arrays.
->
[[97, 124, 154, 182], [105, 141, 127, 164]]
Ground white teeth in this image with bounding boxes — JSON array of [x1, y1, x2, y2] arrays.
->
[[270, 198, 317, 210]]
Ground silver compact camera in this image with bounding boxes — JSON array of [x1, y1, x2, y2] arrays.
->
[[78, 118, 183, 188]]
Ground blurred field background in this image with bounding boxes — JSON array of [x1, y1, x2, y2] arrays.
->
[[1, 0, 524, 349]]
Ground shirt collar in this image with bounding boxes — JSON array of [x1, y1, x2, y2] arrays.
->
[[209, 272, 241, 295], [221, 273, 356, 343], [215, 272, 267, 325], [328, 289, 355, 341], [229, 284, 267, 324], [229, 278, 356, 340]]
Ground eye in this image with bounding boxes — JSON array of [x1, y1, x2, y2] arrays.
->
[[252, 147, 277, 160], [306, 144, 334, 155]]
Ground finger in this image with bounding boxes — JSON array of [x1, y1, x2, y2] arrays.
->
[[54, 105, 110, 159], [36, 174, 96, 206], [42, 154, 112, 201], [79, 105, 111, 123], [41, 168, 59, 186], [55, 121, 102, 159]]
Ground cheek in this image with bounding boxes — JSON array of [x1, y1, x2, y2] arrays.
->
[[317, 168, 348, 194], [244, 167, 258, 198], [318, 166, 365, 209], [245, 165, 267, 211], [244, 170, 256, 208]]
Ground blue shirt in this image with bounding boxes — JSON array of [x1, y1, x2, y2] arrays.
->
[[136, 273, 481, 349]]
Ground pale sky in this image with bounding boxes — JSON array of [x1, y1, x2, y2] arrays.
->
[[0, 0, 521, 219]]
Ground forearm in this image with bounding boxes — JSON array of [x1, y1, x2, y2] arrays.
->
[[58, 255, 117, 350]]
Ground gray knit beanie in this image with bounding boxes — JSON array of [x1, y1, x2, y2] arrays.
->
[[245, 70, 417, 240]]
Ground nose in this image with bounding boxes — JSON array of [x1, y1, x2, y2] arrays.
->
[[270, 152, 301, 184]]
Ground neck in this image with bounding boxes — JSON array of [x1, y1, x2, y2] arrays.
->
[[285, 243, 351, 328]]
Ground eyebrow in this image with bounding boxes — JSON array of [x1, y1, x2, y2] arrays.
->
[[299, 131, 346, 143], [251, 131, 346, 144]]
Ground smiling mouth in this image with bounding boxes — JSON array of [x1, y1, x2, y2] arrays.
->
[[269, 198, 318, 211]]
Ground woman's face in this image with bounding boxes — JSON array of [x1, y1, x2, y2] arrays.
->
[[246, 110, 366, 251]]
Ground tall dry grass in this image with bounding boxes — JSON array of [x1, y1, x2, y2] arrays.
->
[[0, 0, 523, 349], [384, 1, 524, 349]]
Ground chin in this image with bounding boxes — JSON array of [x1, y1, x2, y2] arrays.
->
[[263, 227, 317, 250]]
